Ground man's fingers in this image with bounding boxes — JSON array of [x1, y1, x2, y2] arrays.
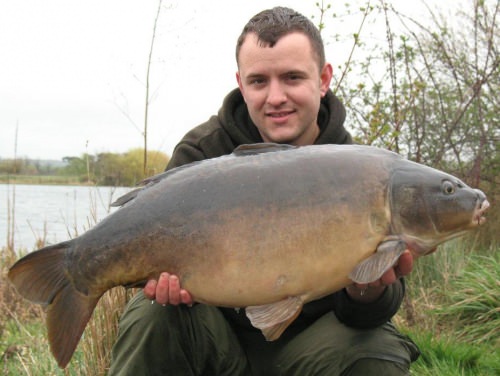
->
[[146, 272, 191, 306], [380, 267, 397, 285], [180, 290, 194, 306], [396, 250, 413, 277], [143, 279, 158, 300], [168, 275, 181, 305], [155, 272, 171, 305]]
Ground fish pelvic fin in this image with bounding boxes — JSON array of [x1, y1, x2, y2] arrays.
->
[[246, 296, 303, 341], [349, 239, 407, 284], [8, 241, 99, 368]]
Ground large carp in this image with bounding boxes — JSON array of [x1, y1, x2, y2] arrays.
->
[[8, 143, 489, 368]]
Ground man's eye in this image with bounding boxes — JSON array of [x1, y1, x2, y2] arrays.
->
[[249, 78, 265, 85], [286, 73, 302, 82]]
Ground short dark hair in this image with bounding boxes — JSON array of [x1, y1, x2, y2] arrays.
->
[[236, 7, 326, 70]]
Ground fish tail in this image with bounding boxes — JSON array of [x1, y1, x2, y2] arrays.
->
[[8, 242, 100, 368], [47, 276, 100, 368]]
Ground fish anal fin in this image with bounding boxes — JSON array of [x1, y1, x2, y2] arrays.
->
[[349, 239, 407, 284], [47, 284, 100, 368], [246, 296, 303, 341], [261, 308, 302, 341]]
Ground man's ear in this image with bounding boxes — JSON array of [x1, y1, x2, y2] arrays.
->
[[236, 71, 244, 94], [320, 63, 333, 97]]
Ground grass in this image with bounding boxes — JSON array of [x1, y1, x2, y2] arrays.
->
[[406, 330, 500, 375], [396, 239, 500, 375], [433, 254, 500, 345]]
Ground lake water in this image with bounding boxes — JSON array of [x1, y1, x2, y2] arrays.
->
[[0, 184, 131, 251]]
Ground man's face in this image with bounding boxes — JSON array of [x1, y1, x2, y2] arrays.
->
[[236, 32, 332, 146]]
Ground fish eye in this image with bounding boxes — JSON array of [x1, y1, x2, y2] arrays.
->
[[442, 180, 455, 195]]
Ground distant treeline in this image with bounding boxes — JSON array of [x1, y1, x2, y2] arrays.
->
[[0, 148, 169, 187]]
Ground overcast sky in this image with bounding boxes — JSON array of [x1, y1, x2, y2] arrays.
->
[[1, 0, 448, 161]]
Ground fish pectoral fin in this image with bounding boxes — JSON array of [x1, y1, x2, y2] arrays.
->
[[246, 297, 303, 341], [349, 239, 407, 284]]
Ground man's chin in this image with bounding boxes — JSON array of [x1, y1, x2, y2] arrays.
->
[[261, 131, 299, 145]]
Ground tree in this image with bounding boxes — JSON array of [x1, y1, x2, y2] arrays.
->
[[61, 155, 96, 183], [330, 0, 498, 182], [93, 148, 169, 186]]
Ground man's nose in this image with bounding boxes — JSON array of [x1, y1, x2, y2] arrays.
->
[[266, 80, 287, 106]]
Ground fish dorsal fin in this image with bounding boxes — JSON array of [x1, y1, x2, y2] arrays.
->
[[349, 238, 407, 284], [112, 143, 295, 207], [246, 296, 303, 341], [110, 171, 171, 207], [233, 143, 296, 156]]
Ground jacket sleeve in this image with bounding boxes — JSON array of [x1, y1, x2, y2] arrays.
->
[[331, 279, 405, 329]]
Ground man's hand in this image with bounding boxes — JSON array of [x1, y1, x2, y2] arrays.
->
[[143, 272, 194, 306], [346, 250, 414, 303]]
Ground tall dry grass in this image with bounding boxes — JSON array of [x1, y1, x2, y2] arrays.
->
[[1, 247, 134, 374], [80, 287, 135, 375]]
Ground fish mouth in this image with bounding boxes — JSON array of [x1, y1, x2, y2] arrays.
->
[[473, 198, 490, 226]]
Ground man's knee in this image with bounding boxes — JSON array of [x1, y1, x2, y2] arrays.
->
[[110, 293, 250, 376], [341, 358, 409, 376], [271, 313, 418, 375]]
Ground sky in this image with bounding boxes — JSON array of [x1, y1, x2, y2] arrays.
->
[[0, 0, 448, 161]]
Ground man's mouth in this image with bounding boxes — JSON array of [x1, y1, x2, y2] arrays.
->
[[267, 110, 294, 119]]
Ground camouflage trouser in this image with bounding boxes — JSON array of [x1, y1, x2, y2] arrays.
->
[[108, 292, 420, 376]]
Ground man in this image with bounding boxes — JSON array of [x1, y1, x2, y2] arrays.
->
[[108, 7, 420, 375]]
